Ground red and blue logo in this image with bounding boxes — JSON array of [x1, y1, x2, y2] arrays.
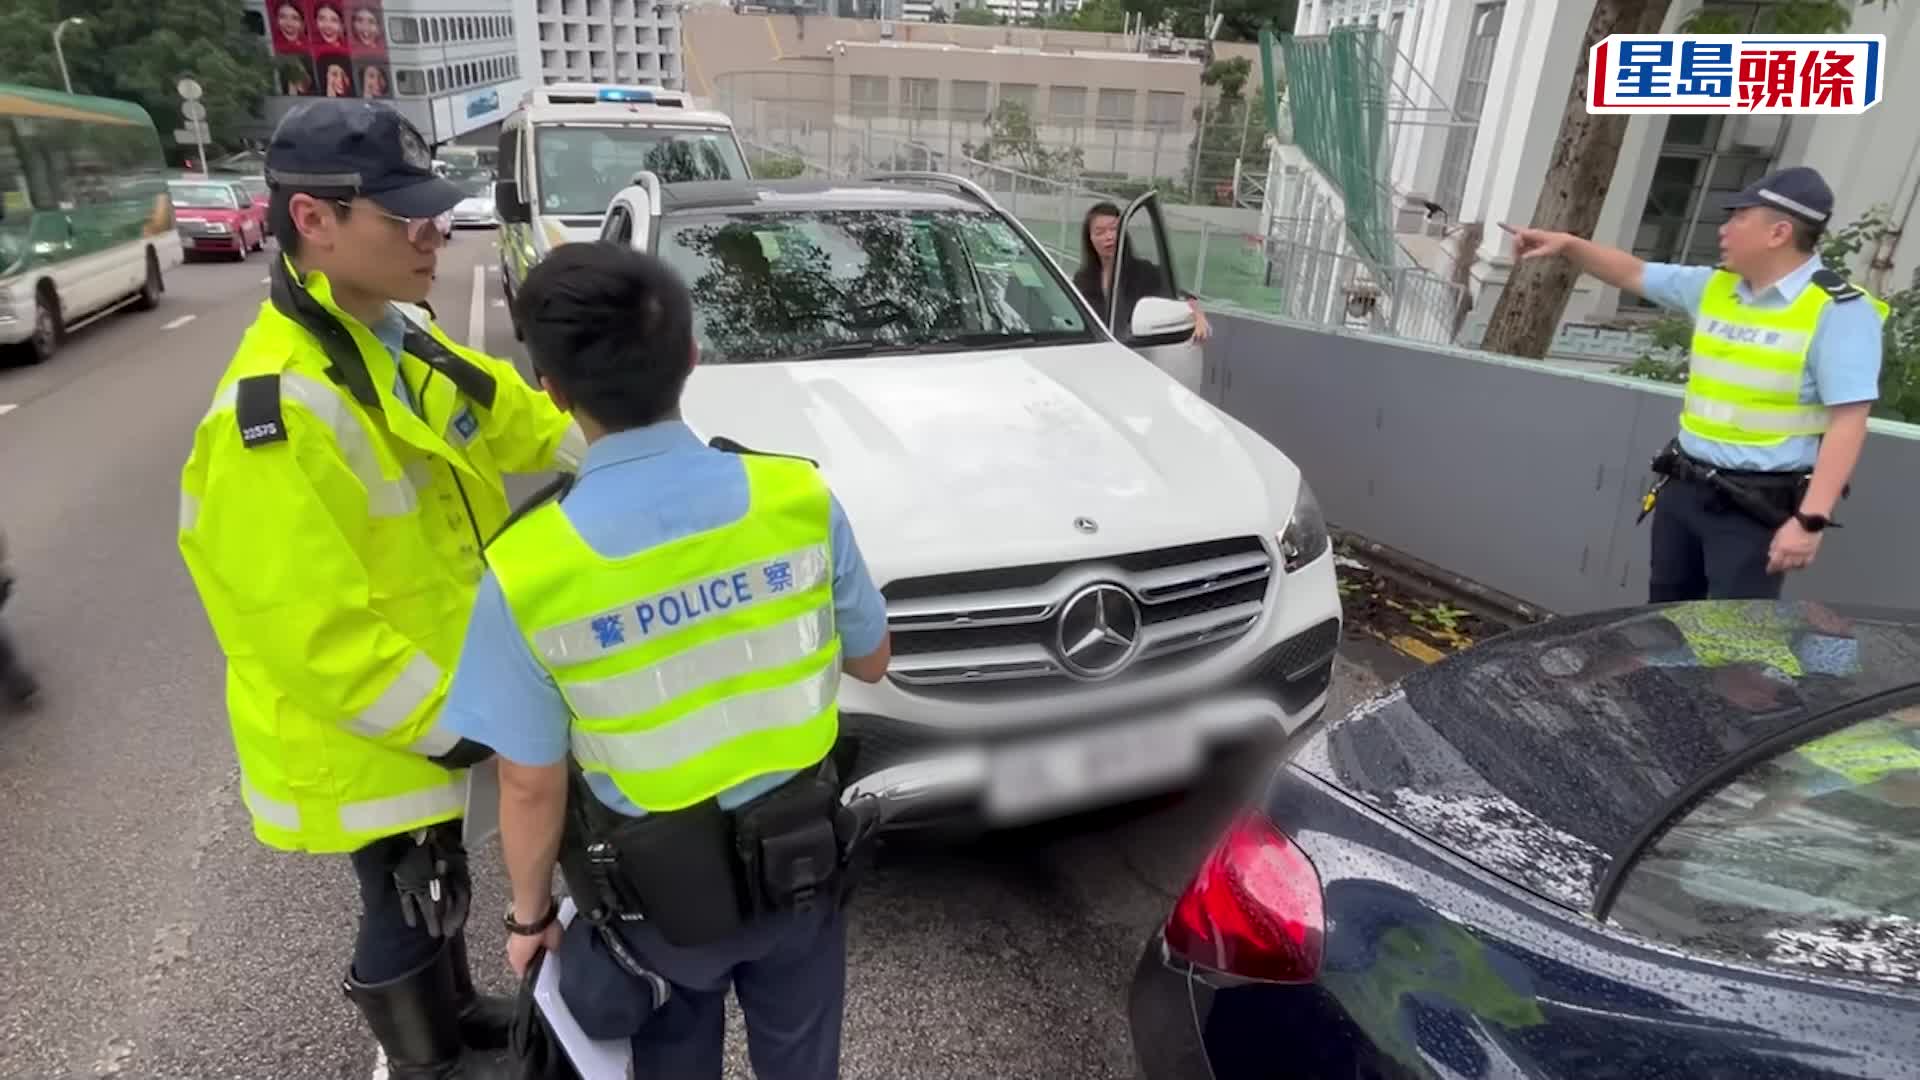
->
[[1589, 34, 1885, 115]]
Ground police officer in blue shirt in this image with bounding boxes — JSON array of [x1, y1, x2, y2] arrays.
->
[[441, 242, 891, 1080], [1503, 166, 1888, 601]]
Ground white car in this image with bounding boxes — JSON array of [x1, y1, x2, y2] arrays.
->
[[592, 172, 1344, 831], [450, 180, 498, 229]]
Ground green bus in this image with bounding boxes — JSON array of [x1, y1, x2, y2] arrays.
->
[[0, 83, 184, 365]]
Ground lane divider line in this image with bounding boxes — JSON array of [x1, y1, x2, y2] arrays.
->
[[163, 314, 197, 331], [467, 265, 486, 348], [0, 403, 16, 417]]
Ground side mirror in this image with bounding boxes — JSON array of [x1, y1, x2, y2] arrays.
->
[[1128, 295, 1196, 345], [495, 179, 530, 225]]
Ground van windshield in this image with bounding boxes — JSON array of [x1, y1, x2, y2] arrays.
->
[[533, 125, 745, 216]]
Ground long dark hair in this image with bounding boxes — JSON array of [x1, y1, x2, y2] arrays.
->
[[1078, 201, 1123, 278]]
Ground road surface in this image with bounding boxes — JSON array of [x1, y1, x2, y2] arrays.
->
[[0, 235, 1387, 1079]]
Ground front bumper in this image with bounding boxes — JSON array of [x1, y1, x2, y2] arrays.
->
[[452, 212, 497, 227], [838, 624, 1338, 830], [0, 283, 34, 346]]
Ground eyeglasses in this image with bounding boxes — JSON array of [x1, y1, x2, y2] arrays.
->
[[332, 199, 449, 247]]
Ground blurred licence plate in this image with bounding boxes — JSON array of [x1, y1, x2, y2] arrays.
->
[[984, 716, 1201, 823]]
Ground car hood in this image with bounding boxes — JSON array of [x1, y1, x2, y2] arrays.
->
[[681, 343, 1305, 583], [173, 208, 242, 221], [455, 197, 494, 212]]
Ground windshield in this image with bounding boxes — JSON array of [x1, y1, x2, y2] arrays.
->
[[533, 125, 745, 216], [452, 176, 493, 198], [656, 207, 1096, 364], [169, 182, 239, 209]]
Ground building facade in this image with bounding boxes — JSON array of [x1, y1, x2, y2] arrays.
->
[[523, 0, 687, 88], [1288, 0, 1920, 355], [246, 0, 532, 147]]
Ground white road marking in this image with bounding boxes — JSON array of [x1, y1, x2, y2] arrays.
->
[[163, 315, 197, 331], [491, 298, 506, 308], [468, 265, 486, 348], [370, 1044, 388, 1080], [0, 404, 15, 417], [260, 276, 271, 284]]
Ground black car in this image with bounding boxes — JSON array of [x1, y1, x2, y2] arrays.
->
[[1129, 600, 1920, 1079]]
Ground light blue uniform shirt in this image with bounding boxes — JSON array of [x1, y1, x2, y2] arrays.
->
[[1639, 254, 1884, 471], [441, 420, 889, 817]]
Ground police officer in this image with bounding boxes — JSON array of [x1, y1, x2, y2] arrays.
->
[[1502, 166, 1888, 601], [438, 242, 892, 1079], [176, 98, 585, 1078]]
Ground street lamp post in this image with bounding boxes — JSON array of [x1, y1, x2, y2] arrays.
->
[[53, 17, 85, 95]]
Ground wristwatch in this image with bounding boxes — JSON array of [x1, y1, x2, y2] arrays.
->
[[1793, 511, 1833, 533], [504, 898, 559, 936]]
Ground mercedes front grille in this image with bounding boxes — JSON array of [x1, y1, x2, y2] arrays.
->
[[882, 537, 1272, 697]]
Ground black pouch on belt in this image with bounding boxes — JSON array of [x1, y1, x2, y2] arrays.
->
[[733, 762, 843, 918], [603, 798, 750, 948]]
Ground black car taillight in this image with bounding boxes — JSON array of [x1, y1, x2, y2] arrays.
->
[[1163, 808, 1325, 983]]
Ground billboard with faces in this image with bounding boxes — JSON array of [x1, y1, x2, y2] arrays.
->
[[269, 0, 392, 99]]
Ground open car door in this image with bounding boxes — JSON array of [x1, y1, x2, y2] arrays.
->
[[1109, 190, 1202, 392]]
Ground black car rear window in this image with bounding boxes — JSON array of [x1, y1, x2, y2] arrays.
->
[[1291, 602, 1920, 913]]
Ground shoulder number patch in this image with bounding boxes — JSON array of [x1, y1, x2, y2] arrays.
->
[[235, 374, 289, 449]]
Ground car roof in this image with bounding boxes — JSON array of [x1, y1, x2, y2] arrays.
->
[[657, 177, 990, 216], [1290, 600, 1920, 914]]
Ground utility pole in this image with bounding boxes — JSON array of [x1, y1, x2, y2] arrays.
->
[[53, 18, 85, 94]]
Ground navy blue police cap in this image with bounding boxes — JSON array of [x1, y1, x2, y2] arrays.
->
[[1724, 166, 1835, 228], [265, 99, 464, 219]]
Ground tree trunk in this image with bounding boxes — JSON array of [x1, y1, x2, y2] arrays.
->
[[1478, 0, 1672, 359]]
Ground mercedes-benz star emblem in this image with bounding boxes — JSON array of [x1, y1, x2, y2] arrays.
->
[[1055, 583, 1142, 680], [1073, 516, 1098, 534]]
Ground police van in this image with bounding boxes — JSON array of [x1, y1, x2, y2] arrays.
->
[[493, 83, 751, 337]]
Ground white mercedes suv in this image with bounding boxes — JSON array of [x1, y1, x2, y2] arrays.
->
[[591, 171, 1344, 830]]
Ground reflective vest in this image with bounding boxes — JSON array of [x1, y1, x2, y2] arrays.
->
[[177, 257, 584, 854], [1680, 268, 1889, 446], [485, 453, 842, 812], [1797, 720, 1920, 787], [1664, 602, 1803, 676]]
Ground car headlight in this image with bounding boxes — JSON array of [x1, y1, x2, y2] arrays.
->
[[205, 222, 229, 233], [1279, 479, 1330, 574]]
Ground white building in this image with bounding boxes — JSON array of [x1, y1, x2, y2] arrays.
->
[[523, 0, 686, 89], [246, 0, 532, 147], [1284, 0, 1920, 355]]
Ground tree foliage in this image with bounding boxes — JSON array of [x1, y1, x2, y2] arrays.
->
[[1479, 0, 1891, 360], [963, 100, 1084, 179], [0, 0, 275, 162]]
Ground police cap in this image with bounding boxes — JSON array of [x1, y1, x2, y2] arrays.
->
[[265, 99, 464, 219], [1724, 166, 1835, 228]]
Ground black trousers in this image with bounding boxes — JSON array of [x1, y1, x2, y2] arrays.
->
[[348, 824, 466, 983], [1649, 474, 1787, 603]]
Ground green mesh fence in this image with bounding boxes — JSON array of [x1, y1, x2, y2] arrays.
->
[[1276, 27, 1394, 267]]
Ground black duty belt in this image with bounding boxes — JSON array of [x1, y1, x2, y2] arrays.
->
[[556, 759, 880, 951], [1639, 439, 1841, 529]]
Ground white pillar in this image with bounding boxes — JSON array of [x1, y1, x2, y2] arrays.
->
[[1395, 0, 1475, 208]]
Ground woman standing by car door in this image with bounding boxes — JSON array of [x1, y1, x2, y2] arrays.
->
[[1073, 201, 1211, 343]]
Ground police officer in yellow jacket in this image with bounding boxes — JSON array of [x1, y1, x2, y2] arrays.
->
[[1503, 167, 1887, 601], [439, 243, 892, 1079], [175, 99, 584, 1078]]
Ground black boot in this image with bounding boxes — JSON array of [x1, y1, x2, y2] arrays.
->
[[449, 929, 516, 1051], [343, 942, 508, 1080]]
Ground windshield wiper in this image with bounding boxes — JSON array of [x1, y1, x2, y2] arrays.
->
[[936, 330, 1087, 350], [794, 340, 926, 360]]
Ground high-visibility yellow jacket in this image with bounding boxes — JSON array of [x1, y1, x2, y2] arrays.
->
[[486, 453, 842, 812], [177, 258, 585, 854], [1681, 267, 1889, 446]]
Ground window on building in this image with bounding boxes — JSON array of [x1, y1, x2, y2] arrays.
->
[[1623, 114, 1788, 308], [390, 15, 420, 44], [396, 68, 428, 96], [1146, 91, 1184, 130], [1095, 88, 1134, 129], [849, 75, 889, 118], [1433, 1, 1503, 217], [998, 82, 1039, 119], [1049, 85, 1086, 126], [950, 80, 991, 121], [903, 78, 939, 121]]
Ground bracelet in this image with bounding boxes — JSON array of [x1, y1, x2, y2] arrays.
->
[[504, 897, 559, 936]]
